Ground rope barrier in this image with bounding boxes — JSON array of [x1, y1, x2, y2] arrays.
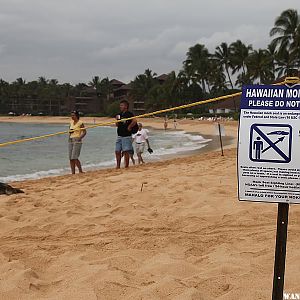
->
[[0, 77, 299, 148]]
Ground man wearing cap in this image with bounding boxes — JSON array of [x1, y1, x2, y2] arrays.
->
[[132, 123, 152, 164]]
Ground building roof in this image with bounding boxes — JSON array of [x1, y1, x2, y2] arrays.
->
[[80, 86, 95, 91], [110, 79, 125, 86], [210, 95, 240, 110], [156, 74, 169, 81], [114, 83, 132, 91], [273, 71, 300, 84]]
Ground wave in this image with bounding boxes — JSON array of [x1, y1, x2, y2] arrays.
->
[[0, 168, 67, 183], [149, 144, 207, 158], [141, 131, 212, 159], [0, 131, 211, 182], [0, 159, 116, 183]]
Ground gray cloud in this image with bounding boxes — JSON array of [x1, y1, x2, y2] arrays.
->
[[0, 0, 299, 83]]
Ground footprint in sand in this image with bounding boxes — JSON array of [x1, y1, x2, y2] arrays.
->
[[66, 210, 81, 217], [7, 215, 21, 221]]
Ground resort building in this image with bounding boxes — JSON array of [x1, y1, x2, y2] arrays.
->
[[5, 95, 64, 116], [65, 86, 102, 115]]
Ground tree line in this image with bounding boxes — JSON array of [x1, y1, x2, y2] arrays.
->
[[0, 9, 299, 115]]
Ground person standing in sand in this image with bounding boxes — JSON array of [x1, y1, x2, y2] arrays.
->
[[164, 116, 168, 131], [122, 149, 135, 166], [173, 118, 178, 129], [128, 149, 136, 165], [115, 100, 137, 169], [69, 111, 86, 174], [132, 123, 152, 164]]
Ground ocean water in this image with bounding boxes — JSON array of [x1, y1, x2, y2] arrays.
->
[[0, 123, 211, 182]]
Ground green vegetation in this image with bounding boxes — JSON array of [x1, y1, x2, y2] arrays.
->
[[106, 101, 121, 117], [0, 9, 299, 115]]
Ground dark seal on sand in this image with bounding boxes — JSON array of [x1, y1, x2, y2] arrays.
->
[[0, 183, 24, 195]]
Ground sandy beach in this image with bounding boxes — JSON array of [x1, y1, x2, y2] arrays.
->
[[0, 117, 299, 299]]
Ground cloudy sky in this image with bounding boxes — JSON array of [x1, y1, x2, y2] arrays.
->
[[0, 0, 299, 84]]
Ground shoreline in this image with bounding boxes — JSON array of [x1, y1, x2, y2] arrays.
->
[[0, 117, 237, 184], [7, 133, 233, 184]]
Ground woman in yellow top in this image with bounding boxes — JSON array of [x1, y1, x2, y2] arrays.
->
[[69, 111, 86, 174]]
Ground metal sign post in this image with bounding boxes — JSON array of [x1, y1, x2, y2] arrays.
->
[[218, 123, 224, 156], [237, 81, 300, 299], [272, 203, 289, 300]]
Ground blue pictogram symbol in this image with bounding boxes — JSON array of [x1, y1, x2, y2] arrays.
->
[[249, 124, 292, 163]]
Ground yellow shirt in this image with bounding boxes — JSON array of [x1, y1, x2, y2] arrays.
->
[[69, 120, 84, 139]]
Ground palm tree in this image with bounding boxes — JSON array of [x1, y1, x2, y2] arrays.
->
[[61, 83, 72, 97], [89, 76, 101, 90], [146, 84, 165, 110], [129, 69, 158, 112], [176, 70, 204, 105], [0, 78, 9, 94], [99, 77, 113, 111], [38, 76, 48, 86], [270, 9, 300, 53], [48, 79, 60, 114], [275, 48, 297, 78], [0, 79, 10, 113], [235, 73, 252, 88], [208, 62, 229, 95], [266, 43, 277, 76], [100, 77, 113, 97], [161, 71, 182, 106], [18, 78, 25, 85], [184, 44, 211, 93], [131, 69, 157, 100], [270, 9, 300, 71], [9, 78, 26, 113], [230, 40, 253, 76], [145, 71, 184, 109], [49, 79, 58, 86], [247, 49, 274, 84], [214, 42, 234, 89], [144, 68, 157, 80]]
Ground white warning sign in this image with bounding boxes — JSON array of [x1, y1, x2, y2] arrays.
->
[[238, 84, 300, 204]]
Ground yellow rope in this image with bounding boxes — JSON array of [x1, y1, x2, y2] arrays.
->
[[0, 77, 298, 148]]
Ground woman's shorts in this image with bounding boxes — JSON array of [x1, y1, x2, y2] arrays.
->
[[69, 138, 82, 160]]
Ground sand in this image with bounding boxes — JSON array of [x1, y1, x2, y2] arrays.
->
[[0, 118, 299, 299]]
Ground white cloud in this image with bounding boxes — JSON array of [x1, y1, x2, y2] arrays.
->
[[0, 0, 299, 83]]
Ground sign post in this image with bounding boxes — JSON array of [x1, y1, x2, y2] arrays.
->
[[238, 82, 300, 299], [272, 202, 289, 300], [218, 123, 224, 156]]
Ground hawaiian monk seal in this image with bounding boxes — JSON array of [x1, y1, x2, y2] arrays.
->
[[0, 182, 24, 195]]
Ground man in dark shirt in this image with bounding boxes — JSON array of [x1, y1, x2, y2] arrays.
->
[[115, 100, 137, 168]]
